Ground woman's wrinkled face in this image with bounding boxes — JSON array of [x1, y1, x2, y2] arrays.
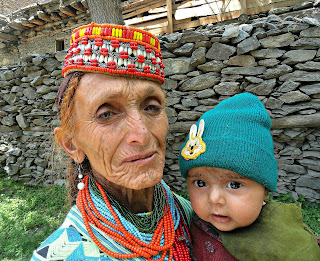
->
[[71, 73, 168, 190]]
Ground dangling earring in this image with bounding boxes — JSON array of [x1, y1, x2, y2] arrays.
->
[[263, 201, 266, 206], [77, 162, 85, 190]]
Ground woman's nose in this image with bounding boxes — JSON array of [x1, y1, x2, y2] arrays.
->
[[208, 188, 225, 205], [124, 111, 150, 145]]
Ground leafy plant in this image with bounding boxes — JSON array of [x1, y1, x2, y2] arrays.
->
[[269, 193, 320, 237]]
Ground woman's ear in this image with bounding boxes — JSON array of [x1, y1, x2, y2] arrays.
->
[[54, 127, 85, 163]]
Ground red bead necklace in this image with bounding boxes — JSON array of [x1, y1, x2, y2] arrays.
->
[[76, 175, 191, 260]]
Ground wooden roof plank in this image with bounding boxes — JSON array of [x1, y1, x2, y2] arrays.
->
[[70, 1, 87, 12], [123, 2, 167, 19], [28, 16, 45, 26], [0, 32, 18, 41], [174, 1, 241, 20], [125, 11, 168, 26], [246, 0, 307, 14], [123, 0, 166, 15], [37, 11, 52, 22], [59, 5, 77, 17]]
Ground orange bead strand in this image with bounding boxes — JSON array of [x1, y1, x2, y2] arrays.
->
[[76, 175, 190, 260]]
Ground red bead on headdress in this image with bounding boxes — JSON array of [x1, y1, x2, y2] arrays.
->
[[62, 22, 165, 84]]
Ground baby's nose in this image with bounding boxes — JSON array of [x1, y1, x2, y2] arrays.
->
[[208, 188, 225, 205]]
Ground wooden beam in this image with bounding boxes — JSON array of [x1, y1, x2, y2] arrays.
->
[[70, 1, 87, 12], [8, 19, 24, 30], [20, 17, 36, 27], [28, 16, 45, 26], [123, 1, 166, 19], [240, 0, 247, 14], [50, 12, 62, 21], [122, 0, 160, 11], [123, 0, 165, 15], [125, 12, 167, 26], [148, 7, 167, 14], [37, 11, 52, 22], [0, 32, 18, 41], [134, 17, 168, 31], [167, 0, 173, 34], [174, 1, 241, 20], [174, 0, 220, 10], [173, 10, 241, 31], [59, 5, 77, 17], [246, 0, 306, 14], [81, 0, 88, 9], [147, 26, 168, 35]]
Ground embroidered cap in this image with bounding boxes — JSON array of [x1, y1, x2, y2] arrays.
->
[[62, 22, 165, 84], [179, 93, 278, 192]]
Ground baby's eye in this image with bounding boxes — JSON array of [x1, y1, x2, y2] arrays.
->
[[227, 182, 242, 190], [194, 180, 207, 188]]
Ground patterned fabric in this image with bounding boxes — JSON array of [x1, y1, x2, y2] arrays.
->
[[190, 216, 238, 261], [62, 22, 165, 84], [31, 180, 193, 261]]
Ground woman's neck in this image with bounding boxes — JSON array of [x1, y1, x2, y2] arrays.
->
[[92, 172, 155, 214]]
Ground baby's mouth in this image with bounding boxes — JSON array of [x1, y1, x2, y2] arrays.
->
[[211, 214, 231, 223]]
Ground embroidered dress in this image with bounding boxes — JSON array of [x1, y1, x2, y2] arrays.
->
[[31, 180, 193, 261]]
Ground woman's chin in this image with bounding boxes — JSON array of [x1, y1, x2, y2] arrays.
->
[[128, 171, 163, 190]]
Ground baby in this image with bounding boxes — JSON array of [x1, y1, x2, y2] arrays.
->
[[179, 93, 320, 260]]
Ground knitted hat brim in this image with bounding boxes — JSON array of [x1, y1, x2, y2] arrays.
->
[[179, 137, 278, 192]]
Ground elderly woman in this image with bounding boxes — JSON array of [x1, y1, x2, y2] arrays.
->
[[31, 23, 192, 260]]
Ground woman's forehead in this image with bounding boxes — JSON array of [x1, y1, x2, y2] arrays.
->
[[75, 73, 162, 104]]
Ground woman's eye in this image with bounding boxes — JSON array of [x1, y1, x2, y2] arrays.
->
[[194, 180, 207, 188], [97, 111, 114, 120], [227, 182, 242, 190], [145, 104, 161, 113]]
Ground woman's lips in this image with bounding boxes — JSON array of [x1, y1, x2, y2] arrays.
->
[[123, 152, 156, 165], [211, 214, 231, 223]]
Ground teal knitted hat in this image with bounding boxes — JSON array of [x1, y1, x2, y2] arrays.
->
[[179, 93, 278, 192]]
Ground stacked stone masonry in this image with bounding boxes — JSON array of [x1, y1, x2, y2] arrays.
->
[[1, 3, 320, 201]]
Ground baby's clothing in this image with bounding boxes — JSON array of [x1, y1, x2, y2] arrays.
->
[[190, 202, 320, 261]]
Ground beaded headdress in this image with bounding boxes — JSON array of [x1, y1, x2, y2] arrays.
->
[[62, 22, 165, 84]]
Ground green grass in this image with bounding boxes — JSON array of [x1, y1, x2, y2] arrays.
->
[[0, 170, 69, 261], [176, 185, 320, 237]]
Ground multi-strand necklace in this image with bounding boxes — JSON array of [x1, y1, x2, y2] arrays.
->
[[76, 174, 191, 260], [89, 176, 166, 234]]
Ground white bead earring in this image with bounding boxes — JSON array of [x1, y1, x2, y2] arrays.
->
[[77, 163, 85, 190]]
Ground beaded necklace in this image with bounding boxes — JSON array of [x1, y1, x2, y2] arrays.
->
[[89, 175, 166, 233], [76, 174, 191, 260]]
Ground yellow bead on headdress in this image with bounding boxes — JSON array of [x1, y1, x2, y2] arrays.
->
[[62, 22, 165, 84]]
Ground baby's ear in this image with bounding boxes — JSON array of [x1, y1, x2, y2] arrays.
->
[[264, 188, 270, 200]]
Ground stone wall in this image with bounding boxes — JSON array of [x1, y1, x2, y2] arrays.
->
[[1, 7, 320, 201], [0, 52, 65, 186]]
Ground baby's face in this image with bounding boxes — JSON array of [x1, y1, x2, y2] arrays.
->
[[187, 167, 269, 231]]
